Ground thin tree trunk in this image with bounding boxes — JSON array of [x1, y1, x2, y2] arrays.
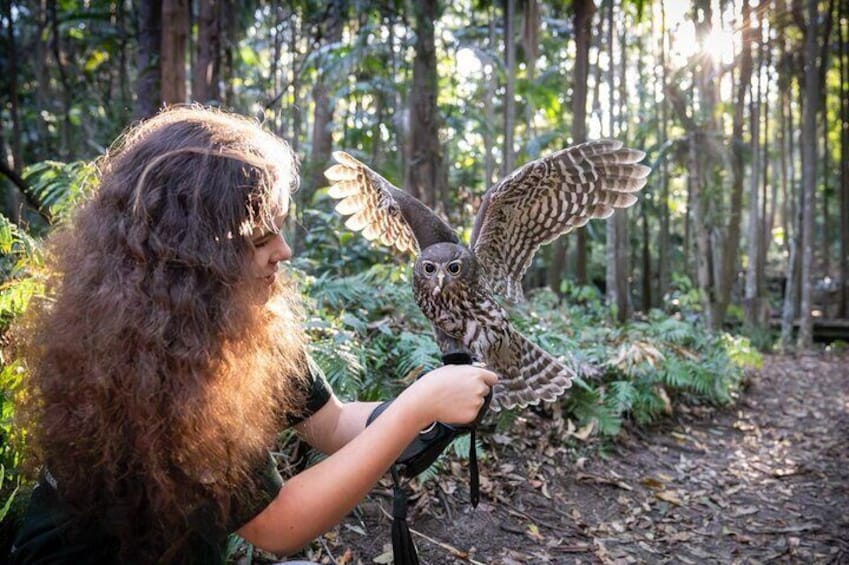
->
[[483, 8, 496, 188], [797, 0, 819, 348], [503, 0, 515, 177], [574, 0, 594, 288], [745, 5, 763, 327], [308, 0, 343, 194], [2, 0, 23, 220], [192, 0, 220, 104], [657, 0, 671, 302], [405, 0, 442, 210], [47, 0, 72, 158], [780, 58, 800, 350], [135, 0, 162, 119], [722, 0, 752, 326], [161, 0, 188, 105], [840, 0, 849, 317], [550, 0, 593, 293]]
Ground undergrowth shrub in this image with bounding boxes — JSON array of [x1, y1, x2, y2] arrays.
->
[[298, 259, 763, 440]]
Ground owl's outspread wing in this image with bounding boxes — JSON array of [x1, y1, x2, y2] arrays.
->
[[324, 151, 458, 254], [470, 139, 651, 302]]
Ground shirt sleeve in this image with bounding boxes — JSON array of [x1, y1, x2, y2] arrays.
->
[[227, 356, 333, 531], [226, 452, 285, 533], [285, 354, 333, 427]]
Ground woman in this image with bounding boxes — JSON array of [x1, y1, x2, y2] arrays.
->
[[10, 106, 496, 563]]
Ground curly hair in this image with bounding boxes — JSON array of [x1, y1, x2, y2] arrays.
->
[[16, 106, 307, 561]]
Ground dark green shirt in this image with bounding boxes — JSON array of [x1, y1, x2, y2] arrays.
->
[[10, 360, 333, 564]]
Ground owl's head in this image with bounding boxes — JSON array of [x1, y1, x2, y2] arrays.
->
[[413, 242, 477, 296]]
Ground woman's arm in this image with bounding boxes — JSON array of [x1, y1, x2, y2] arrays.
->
[[293, 396, 379, 455], [236, 363, 496, 555]]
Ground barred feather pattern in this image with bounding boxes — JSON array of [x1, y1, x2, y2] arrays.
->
[[412, 243, 573, 411], [325, 141, 650, 411], [471, 139, 651, 302], [325, 151, 419, 255]]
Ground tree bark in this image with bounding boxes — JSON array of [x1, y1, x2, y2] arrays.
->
[[572, 0, 592, 285], [161, 0, 188, 106], [2, 0, 23, 220], [502, 0, 515, 177], [404, 0, 442, 210], [840, 0, 849, 317], [724, 0, 752, 328], [192, 0, 220, 104], [797, 0, 819, 348], [657, 0, 671, 303], [308, 0, 343, 195], [606, 1, 629, 322], [134, 0, 162, 119], [744, 2, 763, 328], [47, 0, 72, 158]]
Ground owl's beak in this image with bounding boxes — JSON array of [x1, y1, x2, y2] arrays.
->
[[432, 271, 445, 295]]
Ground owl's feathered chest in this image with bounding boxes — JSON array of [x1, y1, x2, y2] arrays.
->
[[412, 275, 510, 348]]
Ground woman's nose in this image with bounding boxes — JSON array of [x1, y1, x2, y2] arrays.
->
[[270, 234, 292, 263]]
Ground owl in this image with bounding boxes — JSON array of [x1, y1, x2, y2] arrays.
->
[[324, 140, 650, 411]]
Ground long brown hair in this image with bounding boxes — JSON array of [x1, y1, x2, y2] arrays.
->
[[17, 106, 306, 561]]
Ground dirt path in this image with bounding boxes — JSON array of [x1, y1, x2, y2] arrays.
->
[[317, 352, 849, 564]]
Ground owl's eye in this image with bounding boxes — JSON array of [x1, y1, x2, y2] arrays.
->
[[422, 261, 436, 275], [447, 261, 462, 276]]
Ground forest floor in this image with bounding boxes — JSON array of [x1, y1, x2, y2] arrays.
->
[[296, 352, 849, 564]]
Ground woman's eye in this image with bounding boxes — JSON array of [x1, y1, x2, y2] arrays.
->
[[423, 262, 436, 274], [447, 262, 461, 275]]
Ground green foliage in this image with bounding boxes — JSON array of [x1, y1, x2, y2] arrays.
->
[[22, 160, 95, 223], [298, 228, 761, 441], [299, 262, 440, 402]]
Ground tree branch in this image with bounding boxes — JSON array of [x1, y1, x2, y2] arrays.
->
[[0, 162, 51, 223]]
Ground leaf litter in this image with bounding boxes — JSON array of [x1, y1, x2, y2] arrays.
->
[[277, 352, 849, 564]]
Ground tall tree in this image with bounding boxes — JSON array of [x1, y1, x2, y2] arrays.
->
[[502, 0, 516, 178], [720, 0, 752, 327], [840, 0, 849, 317], [405, 0, 443, 210], [605, 0, 629, 321], [656, 0, 671, 302], [744, 1, 765, 327], [549, 0, 594, 294], [161, 0, 188, 106], [796, 0, 819, 347], [135, 0, 162, 118], [1, 0, 23, 220], [308, 0, 345, 195], [192, 0, 221, 104]]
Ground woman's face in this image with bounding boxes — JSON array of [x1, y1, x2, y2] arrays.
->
[[249, 189, 292, 288]]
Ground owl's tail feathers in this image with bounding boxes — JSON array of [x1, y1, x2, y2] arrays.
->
[[492, 334, 575, 411]]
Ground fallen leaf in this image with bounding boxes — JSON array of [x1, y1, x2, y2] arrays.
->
[[655, 490, 684, 506]]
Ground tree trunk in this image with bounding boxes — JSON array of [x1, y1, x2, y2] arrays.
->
[[779, 42, 800, 350], [308, 0, 344, 195], [690, 133, 719, 328], [657, 0, 671, 303], [797, 0, 819, 348], [483, 8, 497, 189], [606, 1, 629, 322], [840, 0, 849, 317], [192, 0, 220, 104], [744, 4, 763, 328], [723, 0, 752, 327], [161, 0, 188, 106], [47, 0, 72, 158], [549, 0, 594, 295], [135, 0, 162, 118], [2, 0, 23, 220], [404, 0, 442, 210], [502, 0, 516, 178]]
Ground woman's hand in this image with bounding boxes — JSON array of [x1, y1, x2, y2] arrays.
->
[[396, 364, 497, 428]]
